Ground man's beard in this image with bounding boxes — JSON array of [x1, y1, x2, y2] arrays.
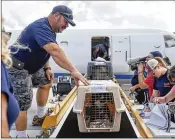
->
[[55, 18, 61, 33]]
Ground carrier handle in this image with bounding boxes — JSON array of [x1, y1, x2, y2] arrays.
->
[[116, 107, 125, 113], [73, 109, 82, 114], [73, 106, 83, 114], [116, 102, 125, 113], [87, 128, 111, 132], [94, 61, 107, 65]]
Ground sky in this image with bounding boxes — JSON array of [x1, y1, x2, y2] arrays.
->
[[2, 1, 175, 32]]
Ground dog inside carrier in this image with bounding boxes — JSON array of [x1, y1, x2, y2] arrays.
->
[[73, 80, 125, 132], [83, 92, 115, 129], [87, 61, 113, 80]]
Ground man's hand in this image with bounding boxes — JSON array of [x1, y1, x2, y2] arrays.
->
[[71, 70, 89, 86], [138, 63, 144, 72], [45, 69, 54, 81]]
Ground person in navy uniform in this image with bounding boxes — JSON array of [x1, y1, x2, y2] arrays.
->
[[8, 5, 89, 137], [154, 65, 175, 103], [1, 17, 20, 138], [147, 58, 174, 101], [92, 44, 108, 60]]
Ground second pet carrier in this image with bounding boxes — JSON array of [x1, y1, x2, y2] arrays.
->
[[87, 61, 113, 80]]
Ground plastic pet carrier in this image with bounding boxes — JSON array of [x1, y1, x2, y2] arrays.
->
[[87, 61, 113, 80], [73, 80, 125, 133]]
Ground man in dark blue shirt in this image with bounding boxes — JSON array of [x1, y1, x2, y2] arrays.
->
[[8, 5, 89, 137], [92, 44, 108, 60]]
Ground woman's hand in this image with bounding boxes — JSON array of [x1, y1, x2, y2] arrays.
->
[[153, 97, 166, 104]]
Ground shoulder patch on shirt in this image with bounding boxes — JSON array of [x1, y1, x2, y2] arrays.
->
[[164, 82, 170, 87]]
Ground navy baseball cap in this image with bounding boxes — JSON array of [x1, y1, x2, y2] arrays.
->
[[149, 51, 163, 58], [51, 5, 76, 26]]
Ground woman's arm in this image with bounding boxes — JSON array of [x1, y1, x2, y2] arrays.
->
[[154, 86, 175, 103], [1, 92, 10, 138]]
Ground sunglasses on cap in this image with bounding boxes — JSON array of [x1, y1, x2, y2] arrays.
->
[[59, 12, 73, 20]]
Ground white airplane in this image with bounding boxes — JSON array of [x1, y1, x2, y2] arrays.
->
[[7, 29, 175, 138], [7, 29, 175, 83]]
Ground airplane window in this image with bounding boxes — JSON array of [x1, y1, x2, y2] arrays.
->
[[164, 35, 175, 48], [60, 41, 68, 47]]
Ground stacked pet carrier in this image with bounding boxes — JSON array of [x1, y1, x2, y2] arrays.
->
[[73, 61, 125, 132], [86, 61, 113, 80]]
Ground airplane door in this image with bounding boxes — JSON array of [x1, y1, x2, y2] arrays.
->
[[111, 36, 130, 72], [164, 35, 175, 65]]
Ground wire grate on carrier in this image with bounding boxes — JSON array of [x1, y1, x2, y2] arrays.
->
[[87, 61, 113, 80], [90, 65, 110, 80], [83, 92, 115, 129]]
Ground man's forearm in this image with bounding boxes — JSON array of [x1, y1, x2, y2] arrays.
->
[[164, 90, 175, 103], [133, 84, 140, 89], [138, 72, 145, 84], [44, 43, 77, 73], [138, 73, 148, 89], [52, 48, 76, 73]]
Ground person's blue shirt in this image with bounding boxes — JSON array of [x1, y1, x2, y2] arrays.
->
[[1, 61, 20, 129], [131, 70, 147, 86], [96, 44, 107, 53], [131, 70, 148, 92], [93, 44, 107, 58], [153, 71, 173, 96], [10, 17, 57, 74]]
